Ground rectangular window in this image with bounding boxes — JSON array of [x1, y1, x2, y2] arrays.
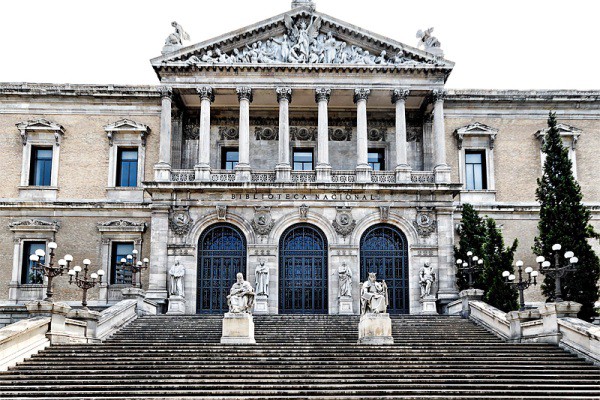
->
[[116, 148, 138, 187], [29, 147, 53, 186], [111, 242, 134, 284], [221, 148, 239, 170], [465, 150, 487, 190], [21, 241, 45, 284], [293, 149, 314, 171], [368, 149, 385, 171]]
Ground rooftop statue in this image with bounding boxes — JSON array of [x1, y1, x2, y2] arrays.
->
[[165, 21, 190, 46], [416, 27, 443, 57]]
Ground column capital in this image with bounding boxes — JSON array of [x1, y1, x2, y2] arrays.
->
[[276, 87, 293, 103], [432, 89, 447, 103], [353, 88, 370, 104], [196, 86, 215, 102], [392, 88, 410, 104], [236, 87, 253, 103], [158, 86, 173, 100], [315, 87, 331, 103]]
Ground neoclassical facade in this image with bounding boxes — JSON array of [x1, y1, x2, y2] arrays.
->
[[1, 1, 599, 318]]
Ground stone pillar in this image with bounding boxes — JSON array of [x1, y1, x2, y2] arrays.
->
[[235, 87, 253, 182], [354, 88, 372, 183], [392, 88, 412, 183], [26, 301, 71, 344], [432, 89, 451, 183], [459, 288, 484, 318], [155, 87, 173, 181], [145, 205, 169, 307], [538, 301, 582, 344], [275, 87, 292, 182], [315, 87, 332, 182], [195, 86, 214, 182]]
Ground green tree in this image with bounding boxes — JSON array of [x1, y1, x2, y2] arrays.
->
[[455, 203, 486, 290], [533, 112, 600, 321], [481, 218, 519, 312]]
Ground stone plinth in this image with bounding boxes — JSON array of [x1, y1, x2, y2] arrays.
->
[[459, 288, 484, 318], [338, 296, 353, 315], [221, 313, 256, 344], [68, 308, 101, 343], [538, 301, 582, 345], [358, 313, 393, 344], [166, 295, 186, 315], [419, 296, 438, 315], [25, 301, 71, 344], [506, 309, 540, 342], [253, 295, 268, 315]]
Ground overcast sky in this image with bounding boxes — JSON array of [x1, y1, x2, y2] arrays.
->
[[1, 0, 598, 89]]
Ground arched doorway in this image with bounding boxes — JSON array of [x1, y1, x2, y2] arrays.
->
[[279, 223, 328, 314], [197, 223, 246, 314], [360, 224, 409, 314]]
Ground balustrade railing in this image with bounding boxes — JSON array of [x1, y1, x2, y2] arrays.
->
[[170, 170, 195, 182], [210, 170, 236, 182], [371, 171, 396, 183], [331, 170, 356, 183], [410, 171, 435, 183], [251, 171, 276, 183], [291, 171, 316, 183]]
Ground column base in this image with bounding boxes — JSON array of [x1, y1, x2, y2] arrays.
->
[[338, 296, 353, 315], [316, 164, 332, 183], [221, 312, 256, 344], [418, 295, 438, 315], [254, 295, 269, 315], [434, 164, 451, 184], [395, 164, 412, 183], [234, 164, 252, 183], [358, 313, 394, 344], [194, 164, 211, 182], [275, 164, 292, 182], [154, 163, 171, 182], [355, 164, 373, 183], [167, 295, 186, 315]]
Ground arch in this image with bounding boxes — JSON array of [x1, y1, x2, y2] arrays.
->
[[351, 211, 418, 247], [360, 223, 409, 314], [279, 223, 328, 314], [196, 222, 247, 314], [269, 209, 337, 246], [190, 210, 256, 247]]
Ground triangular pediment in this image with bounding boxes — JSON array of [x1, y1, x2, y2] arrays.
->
[[104, 119, 150, 133], [16, 118, 64, 133], [152, 7, 454, 73]]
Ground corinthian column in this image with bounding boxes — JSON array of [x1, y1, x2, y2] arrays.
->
[[432, 89, 451, 183], [195, 86, 214, 182], [275, 87, 292, 182], [315, 87, 332, 182], [235, 87, 252, 182], [155, 86, 173, 181], [392, 88, 411, 183], [354, 88, 371, 183]]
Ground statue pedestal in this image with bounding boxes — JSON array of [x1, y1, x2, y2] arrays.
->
[[253, 295, 268, 315], [167, 295, 186, 315], [419, 296, 438, 315], [338, 296, 353, 315], [358, 313, 394, 344], [221, 313, 256, 344]]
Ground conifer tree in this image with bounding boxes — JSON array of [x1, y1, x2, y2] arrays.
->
[[481, 218, 519, 312], [454, 203, 486, 290], [533, 112, 600, 321]]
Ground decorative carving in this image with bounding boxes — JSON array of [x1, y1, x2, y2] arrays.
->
[[315, 87, 331, 103], [227, 273, 255, 313], [216, 205, 228, 220], [328, 127, 352, 141], [353, 88, 370, 103], [158, 86, 173, 99], [413, 207, 437, 237], [236, 87, 253, 103], [535, 123, 582, 150], [392, 88, 410, 104], [367, 127, 386, 141], [16, 118, 65, 146], [360, 272, 388, 314], [432, 89, 447, 102], [276, 87, 293, 103], [9, 219, 60, 232], [416, 27, 443, 56], [182, 113, 199, 139], [338, 262, 352, 297], [169, 207, 193, 236], [379, 206, 390, 222], [99, 220, 141, 227], [299, 204, 309, 220], [219, 126, 239, 140], [419, 262, 436, 298], [104, 119, 150, 147], [407, 126, 422, 142], [169, 261, 185, 297], [196, 86, 215, 103], [165, 21, 190, 46], [454, 122, 498, 150], [332, 207, 356, 237], [290, 126, 317, 141], [251, 207, 275, 236], [255, 126, 278, 141]]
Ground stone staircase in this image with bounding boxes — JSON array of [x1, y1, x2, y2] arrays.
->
[[1, 314, 599, 399]]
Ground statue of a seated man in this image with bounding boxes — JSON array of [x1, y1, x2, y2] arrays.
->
[[360, 272, 388, 314], [227, 272, 255, 313]]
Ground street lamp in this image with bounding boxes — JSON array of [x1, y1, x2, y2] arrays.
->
[[29, 242, 71, 301], [502, 260, 539, 311], [68, 258, 105, 308], [117, 249, 149, 289], [456, 251, 484, 289], [537, 243, 578, 303]]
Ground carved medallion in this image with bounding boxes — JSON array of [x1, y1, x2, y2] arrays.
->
[[251, 206, 275, 236], [169, 207, 193, 236], [413, 207, 437, 237], [367, 127, 386, 141], [255, 126, 278, 141], [216, 205, 228, 220], [219, 126, 239, 140], [328, 127, 352, 141], [332, 207, 356, 238], [290, 126, 316, 141]]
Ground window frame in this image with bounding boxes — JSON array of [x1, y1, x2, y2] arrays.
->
[[110, 241, 135, 285], [220, 147, 239, 170], [464, 150, 487, 190], [292, 148, 314, 171], [367, 148, 386, 171], [29, 146, 53, 186], [116, 147, 139, 187], [21, 241, 46, 285], [454, 122, 497, 195]]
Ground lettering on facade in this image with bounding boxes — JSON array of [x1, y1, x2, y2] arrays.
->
[[229, 193, 381, 201]]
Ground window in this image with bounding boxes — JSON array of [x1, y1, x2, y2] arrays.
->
[[465, 150, 487, 190], [221, 148, 239, 170], [368, 149, 385, 171], [293, 149, 313, 171], [116, 148, 139, 187], [21, 242, 45, 284], [29, 147, 53, 186], [111, 242, 134, 284]]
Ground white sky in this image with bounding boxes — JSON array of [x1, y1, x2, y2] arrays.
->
[[1, 0, 598, 89]]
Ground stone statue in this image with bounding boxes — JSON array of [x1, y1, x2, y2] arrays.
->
[[416, 27, 442, 53], [165, 21, 190, 46], [227, 273, 255, 313], [419, 263, 436, 298], [255, 260, 269, 296], [360, 272, 388, 315], [168, 261, 185, 297], [338, 262, 352, 297]]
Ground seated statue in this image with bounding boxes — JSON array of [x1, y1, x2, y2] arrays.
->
[[360, 272, 388, 314], [227, 273, 255, 313]]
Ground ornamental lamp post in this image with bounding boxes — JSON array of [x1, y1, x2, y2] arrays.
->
[[117, 249, 149, 289], [68, 258, 105, 309], [502, 260, 539, 311], [456, 251, 484, 289], [537, 243, 577, 303], [29, 242, 71, 301]]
